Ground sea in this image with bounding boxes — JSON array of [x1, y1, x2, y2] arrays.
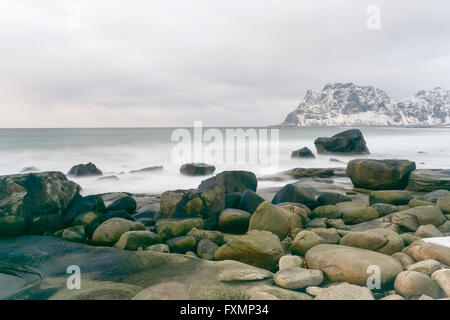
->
[[0, 127, 449, 196]]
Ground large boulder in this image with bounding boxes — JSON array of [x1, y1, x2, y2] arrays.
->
[[91, 218, 145, 245], [106, 196, 137, 214], [218, 209, 251, 234], [248, 202, 291, 239], [403, 240, 450, 266], [346, 159, 416, 190], [159, 186, 224, 225], [180, 163, 215, 176], [0, 172, 80, 236], [314, 129, 369, 155], [198, 171, 257, 193], [391, 206, 446, 232], [214, 230, 284, 271], [394, 271, 442, 299], [67, 162, 102, 177], [238, 190, 265, 214], [407, 169, 450, 192], [369, 190, 413, 205], [63, 195, 106, 224], [271, 184, 318, 209], [339, 228, 404, 255], [291, 147, 315, 159], [305, 244, 403, 287]]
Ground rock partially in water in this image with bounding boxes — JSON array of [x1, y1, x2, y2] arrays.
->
[[180, 163, 215, 176], [129, 166, 163, 174], [291, 147, 315, 159], [198, 171, 257, 193], [68, 162, 102, 177], [314, 129, 369, 155]]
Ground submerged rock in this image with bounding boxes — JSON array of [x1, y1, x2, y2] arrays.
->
[[129, 166, 163, 174]]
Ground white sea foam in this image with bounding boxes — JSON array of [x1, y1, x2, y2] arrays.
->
[[0, 127, 449, 195]]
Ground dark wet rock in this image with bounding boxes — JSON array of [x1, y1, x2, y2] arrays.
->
[[129, 166, 163, 174], [271, 184, 318, 209], [0, 216, 26, 238], [218, 209, 251, 235], [239, 190, 265, 214], [106, 196, 137, 214], [346, 159, 416, 190], [159, 186, 224, 224], [291, 147, 315, 159], [57, 225, 86, 242], [68, 162, 102, 177], [0, 172, 80, 228], [317, 192, 352, 206], [215, 230, 284, 271], [64, 195, 106, 224], [26, 214, 64, 235], [314, 129, 369, 155], [198, 171, 257, 193], [180, 163, 215, 176], [224, 192, 242, 209], [370, 203, 399, 217], [407, 170, 450, 192]]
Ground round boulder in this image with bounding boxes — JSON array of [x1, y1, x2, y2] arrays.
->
[[180, 163, 215, 176], [394, 271, 442, 298], [218, 209, 251, 234]]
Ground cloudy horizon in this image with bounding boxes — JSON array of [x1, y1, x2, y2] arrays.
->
[[1, 0, 450, 128]]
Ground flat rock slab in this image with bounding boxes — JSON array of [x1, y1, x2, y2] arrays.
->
[[0, 236, 292, 300]]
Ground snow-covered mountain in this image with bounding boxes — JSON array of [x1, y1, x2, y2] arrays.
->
[[281, 83, 450, 126]]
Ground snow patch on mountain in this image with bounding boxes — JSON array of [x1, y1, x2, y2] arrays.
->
[[281, 83, 450, 127]]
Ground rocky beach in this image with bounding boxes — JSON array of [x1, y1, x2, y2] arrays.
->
[[1, 129, 450, 300]]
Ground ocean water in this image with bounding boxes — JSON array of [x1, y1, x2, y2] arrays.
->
[[0, 127, 449, 195]]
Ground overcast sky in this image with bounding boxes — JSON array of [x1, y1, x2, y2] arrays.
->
[[1, 0, 449, 127]]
